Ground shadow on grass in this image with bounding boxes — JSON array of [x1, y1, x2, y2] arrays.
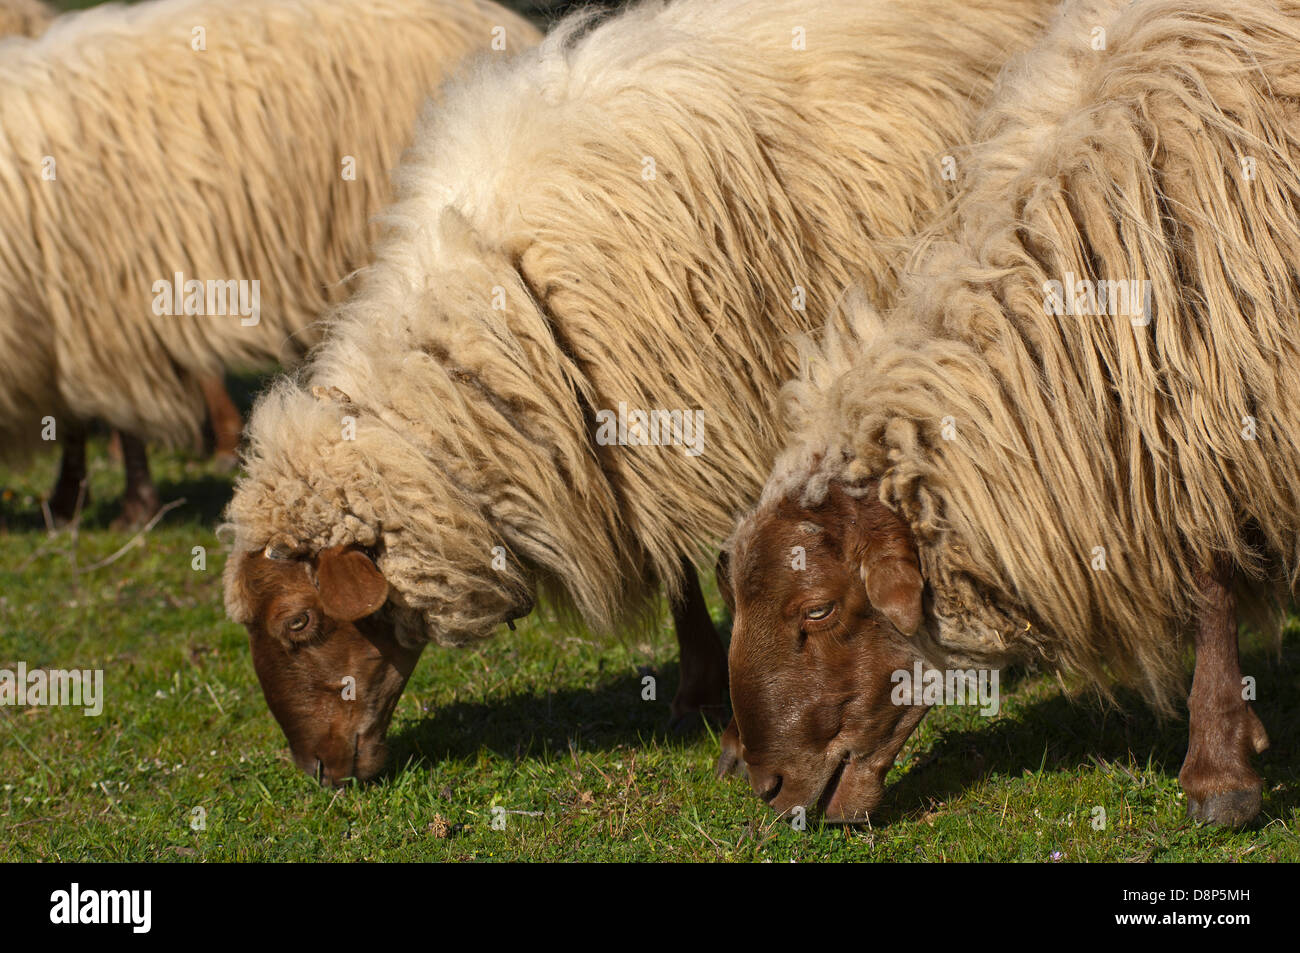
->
[[0, 368, 273, 536], [0, 471, 234, 534], [875, 639, 1300, 826], [385, 632, 1298, 829], [384, 662, 704, 778], [384, 567, 736, 777], [156, 475, 239, 528]]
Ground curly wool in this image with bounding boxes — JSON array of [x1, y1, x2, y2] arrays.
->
[[756, 0, 1300, 713], [224, 0, 1058, 646], [0, 0, 538, 455]]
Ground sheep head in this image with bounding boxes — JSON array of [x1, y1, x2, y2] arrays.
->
[[228, 543, 424, 786], [724, 481, 929, 822]]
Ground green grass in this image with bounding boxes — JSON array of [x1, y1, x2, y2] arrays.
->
[[12, 0, 1295, 867], [1, 434, 1298, 862]]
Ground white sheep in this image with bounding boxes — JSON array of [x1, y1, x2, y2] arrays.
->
[[222, 0, 1058, 784], [0, 0, 539, 524]]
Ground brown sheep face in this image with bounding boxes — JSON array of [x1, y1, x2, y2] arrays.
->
[[725, 484, 929, 822], [235, 546, 425, 786]]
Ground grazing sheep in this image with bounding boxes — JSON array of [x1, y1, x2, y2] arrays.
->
[[222, 0, 1058, 785], [0, 0, 539, 524], [724, 0, 1298, 828], [0, 0, 51, 38], [0, 0, 274, 520]]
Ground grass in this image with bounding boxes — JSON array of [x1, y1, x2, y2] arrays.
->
[[8, 0, 1299, 865], [1, 431, 1297, 862]]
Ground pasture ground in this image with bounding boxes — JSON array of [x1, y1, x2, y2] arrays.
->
[[5, 0, 1296, 865], [1, 432, 1297, 862]]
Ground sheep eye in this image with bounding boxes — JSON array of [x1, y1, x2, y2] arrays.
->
[[287, 612, 311, 633], [805, 603, 834, 621]]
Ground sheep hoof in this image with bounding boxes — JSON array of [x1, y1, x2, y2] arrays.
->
[[47, 485, 88, 526], [112, 494, 162, 532], [1186, 786, 1262, 828], [669, 711, 702, 735]]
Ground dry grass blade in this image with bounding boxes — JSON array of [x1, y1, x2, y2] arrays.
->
[[75, 498, 186, 573]]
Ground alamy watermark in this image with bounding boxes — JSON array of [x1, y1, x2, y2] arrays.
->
[[594, 401, 704, 457], [1043, 273, 1151, 326], [49, 883, 150, 933], [0, 663, 103, 716], [151, 271, 260, 326], [890, 661, 1000, 716]]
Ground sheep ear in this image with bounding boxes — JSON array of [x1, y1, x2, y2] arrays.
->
[[316, 546, 388, 622], [223, 550, 257, 625], [264, 534, 299, 560], [857, 517, 923, 637], [861, 556, 923, 636], [714, 550, 735, 615]]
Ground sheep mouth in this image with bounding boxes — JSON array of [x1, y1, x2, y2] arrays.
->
[[817, 755, 890, 823], [818, 707, 931, 822], [816, 755, 851, 815]]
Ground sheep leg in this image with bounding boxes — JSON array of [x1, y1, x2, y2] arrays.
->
[[1178, 559, 1269, 827], [113, 432, 161, 531], [200, 374, 242, 472], [47, 421, 89, 525], [668, 559, 729, 732]]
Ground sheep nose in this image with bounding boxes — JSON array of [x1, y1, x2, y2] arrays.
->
[[297, 751, 355, 788], [317, 760, 355, 788], [749, 766, 784, 803]]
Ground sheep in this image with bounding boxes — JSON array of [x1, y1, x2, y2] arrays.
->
[[723, 0, 1300, 829], [0, 0, 245, 521], [0, 0, 51, 38], [0, 0, 264, 518], [0, 0, 539, 525], [0, 0, 227, 521], [221, 0, 1059, 786]]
